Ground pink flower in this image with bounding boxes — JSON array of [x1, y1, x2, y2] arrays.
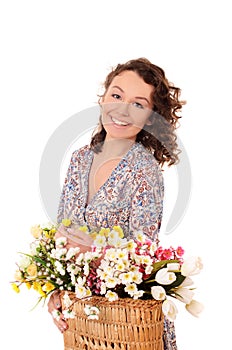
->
[[145, 239, 152, 247], [155, 246, 164, 259], [162, 249, 173, 260], [176, 246, 185, 257]]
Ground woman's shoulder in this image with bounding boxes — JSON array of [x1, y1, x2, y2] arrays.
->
[[129, 143, 164, 186], [71, 144, 92, 162], [130, 143, 161, 172]]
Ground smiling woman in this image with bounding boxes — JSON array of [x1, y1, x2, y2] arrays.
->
[[100, 70, 154, 141], [47, 57, 185, 350]]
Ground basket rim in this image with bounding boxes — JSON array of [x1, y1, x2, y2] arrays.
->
[[61, 291, 163, 307]]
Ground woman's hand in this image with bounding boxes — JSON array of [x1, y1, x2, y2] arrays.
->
[[56, 224, 93, 253], [48, 225, 94, 331], [47, 290, 68, 333]]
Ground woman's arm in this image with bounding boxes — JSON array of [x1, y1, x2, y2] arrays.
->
[[57, 150, 80, 223], [129, 162, 164, 243], [56, 223, 93, 252]]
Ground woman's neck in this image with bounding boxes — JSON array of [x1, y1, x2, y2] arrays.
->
[[100, 137, 135, 158]]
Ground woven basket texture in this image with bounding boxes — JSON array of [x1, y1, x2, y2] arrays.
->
[[62, 293, 164, 350]]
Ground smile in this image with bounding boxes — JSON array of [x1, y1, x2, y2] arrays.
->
[[111, 116, 130, 126]]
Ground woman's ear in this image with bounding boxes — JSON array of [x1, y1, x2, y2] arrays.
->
[[98, 94, 105, 106], [145, 109, 157, 126], [145, 116, 153, 126]]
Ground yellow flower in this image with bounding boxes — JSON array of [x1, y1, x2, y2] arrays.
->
[[62, 218, 72, 227], [32, 281, 40, 291], [79, 226, 88, 232], [112, 226, 124, 238], [44, 230, 50, 238], [44, 228, 56, 238], [30, 225, 43, 239], [38, 287, 46, 297], [12, 283, 20, 293], [99, 228, 110, 237], [33, 282, 46, 297], [43, 282, 55, 292], [25, 282, 32, 289], [86, 289, 92, 297], [26, 264, 37, 278], [89, 232, 97, 240]]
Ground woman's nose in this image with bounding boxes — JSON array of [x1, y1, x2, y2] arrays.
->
[[116, 102, 130, 116]]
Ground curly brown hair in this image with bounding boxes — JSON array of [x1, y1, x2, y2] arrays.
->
[[90, 58, 185, 166]]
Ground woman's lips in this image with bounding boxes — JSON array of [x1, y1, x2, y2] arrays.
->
[[110, 116, 131, 127]]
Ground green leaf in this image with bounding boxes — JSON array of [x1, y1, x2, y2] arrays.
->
[[144, 259, 180, 283], [29, 296, 45, 311], [152, 259, 180, 272]]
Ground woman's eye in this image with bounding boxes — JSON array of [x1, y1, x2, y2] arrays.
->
[[112, 94, 121, 100], [133, 102, 144, 109]]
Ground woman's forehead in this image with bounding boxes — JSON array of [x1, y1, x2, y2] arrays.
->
[[109, 70, 154, 97]]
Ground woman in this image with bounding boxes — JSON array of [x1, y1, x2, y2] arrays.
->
[[48, 58, 185, 349]]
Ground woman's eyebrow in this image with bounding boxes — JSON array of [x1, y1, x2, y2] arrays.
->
[[112, 85, 124, 93], [112, 85, 150, 104], [135, 96, 150, 104]]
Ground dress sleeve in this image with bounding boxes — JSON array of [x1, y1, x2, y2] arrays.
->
[[129, 162, 164, 243], [57, 150, 79, 223]]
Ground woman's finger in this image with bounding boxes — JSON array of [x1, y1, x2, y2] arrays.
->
[[57, 228, 92, 247], [47, 291, 61, 313], [53, 294, 61, 309], [67, 229, 93, 246], [52, 312, 68, 333], [48, 291, 69, 333]]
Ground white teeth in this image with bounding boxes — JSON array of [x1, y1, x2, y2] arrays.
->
[[112, 117, 129, 126]]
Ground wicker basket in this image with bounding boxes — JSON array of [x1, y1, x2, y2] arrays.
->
[[62, 293, 164, 350]]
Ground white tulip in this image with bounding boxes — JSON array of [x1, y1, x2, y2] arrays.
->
[[162, 299, 178, 322], [155, 268, 176, 285], [180, 276, 194, 287], [174, 287, 194, 304], [185, 299, 204, 317], [167, 263, 180, 271], [181, 256, 203, 276], [151, 286, 166, 300]]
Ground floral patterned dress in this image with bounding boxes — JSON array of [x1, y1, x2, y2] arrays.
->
[[57, 142, 178, 350]]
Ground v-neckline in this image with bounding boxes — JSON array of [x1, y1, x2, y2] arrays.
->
[[85, 142, 138, 207]]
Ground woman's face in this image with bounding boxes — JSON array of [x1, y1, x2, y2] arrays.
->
[[101, 70, 154, 141]]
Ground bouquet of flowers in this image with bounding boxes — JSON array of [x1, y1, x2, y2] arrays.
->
[[11, 219, 203, 322]]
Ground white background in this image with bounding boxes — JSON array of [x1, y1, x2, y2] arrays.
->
[[1, 1, 231, 349]]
